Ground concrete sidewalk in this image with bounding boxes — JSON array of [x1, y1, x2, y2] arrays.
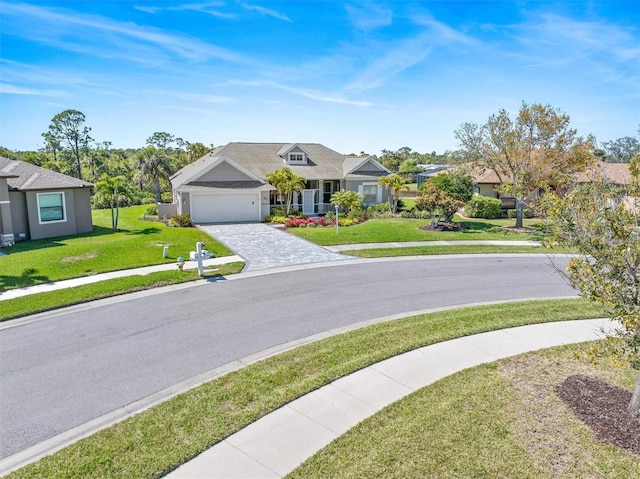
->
[[166, 318, 610, 479], [0, 255, 243, 301], [326, 240, 541, 252]]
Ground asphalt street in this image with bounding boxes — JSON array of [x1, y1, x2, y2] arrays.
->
[[0, 255, 576, 459]]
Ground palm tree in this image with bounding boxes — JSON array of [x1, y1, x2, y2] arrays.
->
[[134, 146, 173, 203], [266, 167, 306, 215], [379, 173, 407, 213], [330, 190, 363, 213], [95, 173, 129, 231]]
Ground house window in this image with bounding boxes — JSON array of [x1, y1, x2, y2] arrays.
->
[[288, 152, 305, 163], [362, 184, 378, 206], [37, 192, 66, 224]]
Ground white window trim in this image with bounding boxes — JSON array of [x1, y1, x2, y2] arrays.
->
[[37, 191, 67, 225], [287, 152, 306, 164], [359, 182, 382, 205]]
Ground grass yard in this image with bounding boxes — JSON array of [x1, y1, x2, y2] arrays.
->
[[290, 215, 544, 246], [9, 299, 629, 479], [0, 262, 245, 322], [341, 244, 548, 257], [0, 205, 233, 291], [288, 344, 639, 479]]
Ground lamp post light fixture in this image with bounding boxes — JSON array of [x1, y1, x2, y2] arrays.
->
[[335, 204, 339, 234]]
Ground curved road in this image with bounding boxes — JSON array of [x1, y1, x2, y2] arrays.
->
[[0, 255, 575, 461]]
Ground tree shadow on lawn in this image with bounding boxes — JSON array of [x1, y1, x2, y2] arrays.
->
[[125, 226, 162, 235], [0, 268, 50, 292]]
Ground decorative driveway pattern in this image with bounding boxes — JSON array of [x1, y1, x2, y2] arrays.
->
[[197, 223, 349, 271]]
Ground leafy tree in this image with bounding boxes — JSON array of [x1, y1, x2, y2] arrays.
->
[[415, 182, 464, 225], [330, 190, 363, 213], [455, 102, 595, 228], [378, 147, 413, 172], [398, 158, 422, 182], [265, 167, 306, 216], [133, 146, 173, 204], [94, 173, 131, 231], [0, 146, 19, 160], [427, 171, 473, 203], [602, 133, 639, 163], [378, 173, 407, 213], [44, 109, 93, 180], [146, 132, 175, 150], [541, 157, 640, 423]]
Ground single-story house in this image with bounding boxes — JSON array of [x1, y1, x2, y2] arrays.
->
[[416, 164, 451, 189], [168, 143, 391, 223], [573, 161, 632, 186], [0, 157, 93, 244]]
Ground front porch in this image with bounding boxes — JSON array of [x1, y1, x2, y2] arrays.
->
[[270, 180, 341, 215]]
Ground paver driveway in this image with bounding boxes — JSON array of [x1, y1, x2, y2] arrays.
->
[[197, 223, 348, 271]]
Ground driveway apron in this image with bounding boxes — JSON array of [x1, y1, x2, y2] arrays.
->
[[197, 223, 349, 271]]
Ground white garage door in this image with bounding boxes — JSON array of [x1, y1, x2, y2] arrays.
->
[[191, 193, 260, 223]]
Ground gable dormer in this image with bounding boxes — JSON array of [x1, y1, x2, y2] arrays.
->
[[277, 144, 310, 165]]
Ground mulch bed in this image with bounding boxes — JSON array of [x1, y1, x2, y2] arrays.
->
[[556, 375, 640, 456]]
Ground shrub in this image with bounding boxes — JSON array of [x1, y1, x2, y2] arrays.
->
[[270, 206, 287, 216], [146, 205, 158, 215], [368, 202, 392, 214], [169, 213, 194, 227], [507, 208, 517, 219], [465, 196, 502, 218], [284, 217, 323, 228], [347, 209, 368, 221], [264, 215, 288, 224]]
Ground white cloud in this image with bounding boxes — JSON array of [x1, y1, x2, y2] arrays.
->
[[242, 3, 291, 22], [134, 1, 236, 19], [345, 2, 392, 30], [0, 82, 67, 97], [1, 2, 248, 64], [150, 89, 234, 104], [231, 80, 383, 107]]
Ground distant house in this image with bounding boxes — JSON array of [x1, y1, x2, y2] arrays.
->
[[416, 164, 451, 189], [573, 161, 632, 186], [0, 157, 93, 244], [169, 143, 391, 223]]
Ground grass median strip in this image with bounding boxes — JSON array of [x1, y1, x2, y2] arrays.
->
[[341, 245, 547, 257], [0, 263, 245, 322], [287, 344, 639, 479], [7, 299, 603, 479]]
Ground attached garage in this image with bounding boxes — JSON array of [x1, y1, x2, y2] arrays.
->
[[190, 192, 261, 223]]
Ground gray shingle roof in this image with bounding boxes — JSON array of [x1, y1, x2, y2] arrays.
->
[[0, 157, 93, 190], [208, 143, 348, 180]]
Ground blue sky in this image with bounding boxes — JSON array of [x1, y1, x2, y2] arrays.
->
[[1, 1, 638, 155]]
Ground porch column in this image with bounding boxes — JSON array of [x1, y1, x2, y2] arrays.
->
[[318, 180, 324, 213]]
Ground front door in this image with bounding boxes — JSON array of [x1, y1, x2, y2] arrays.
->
[[302, 189, 315, 215]]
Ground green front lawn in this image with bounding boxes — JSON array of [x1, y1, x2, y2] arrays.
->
[[342, 245, 547, 257], [290, 215, 544, 245], [8, 299, 618, 479], [0, 262, 245, 322], [0, 205, 232, 291], [289, 344, 639, 479]]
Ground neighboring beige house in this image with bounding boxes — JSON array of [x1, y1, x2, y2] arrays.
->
[[573, 161, 632, 186], [169, 143, 391, 223], [468, 161, 633, 209], [0, 157, 93, 244]]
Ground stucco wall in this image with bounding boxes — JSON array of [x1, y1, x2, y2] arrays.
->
[[26, 188, 93, 240], [72, 188, 93, 235], [9, 191, 29, 240]]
